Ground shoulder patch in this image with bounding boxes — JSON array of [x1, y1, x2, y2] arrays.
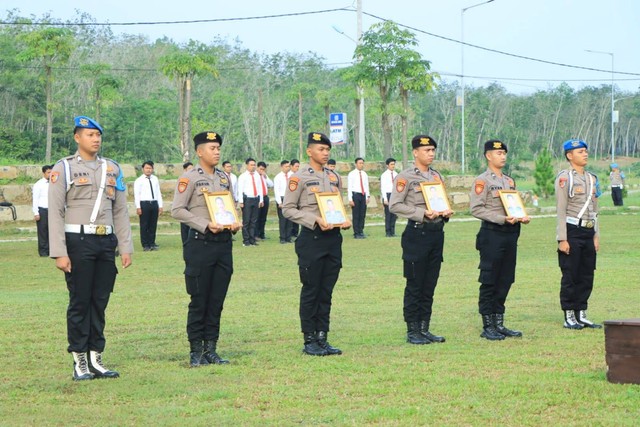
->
[[559, 176, 567, 188], [474, 179, 485, 195], [50, 171, 59, 184], [396, 178, 407, 193], [289, 176, 300, 192], [178, 177, 189, 193]]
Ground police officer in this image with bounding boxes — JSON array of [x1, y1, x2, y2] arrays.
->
[[282, 132, 351, 356], [556, 139, 601, 329], [389, 135, 453, 345], [172, 131, 242, 367], [470, 140, 530, 341], [609, 163, 625, 206], [49, 116, 133, 381]]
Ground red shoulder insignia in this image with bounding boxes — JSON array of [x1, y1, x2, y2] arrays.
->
[[396, 178, 407, 193], [559, 177, 567, 188], [289, 176, 299, 192], [178, 177, 189, 193], [474, 179, 485, 195], [50, 172, 59, 184]]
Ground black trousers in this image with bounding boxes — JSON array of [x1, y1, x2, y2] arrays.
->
[[139, 200, 159, 248], [476, 222, 520, 315], [611, 186, 623, 206], [559, 225, 596, 311], [383, 193, 397, 236], [256, 195, 270, 239], [36, 207, 49, 256], [277, 204, 292, 242], [401, 223, 444, 324], [184, 230, 233, 343], [180, 223, 190, 246], [295, 227, 342, 333], [291, 222, 299, 237], [241, 196, 260, 244], [64, 233, 118, 353], [351, 192, 367, 236]]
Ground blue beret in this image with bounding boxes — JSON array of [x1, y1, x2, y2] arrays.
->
[[610, 163, 618, 169], [563, 139, 587, 152], [74, 116, 103, 134]]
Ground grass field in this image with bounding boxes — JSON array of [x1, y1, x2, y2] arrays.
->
[[1, 210, 639, 426]]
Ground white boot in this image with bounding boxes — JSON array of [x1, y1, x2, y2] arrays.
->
[[72, 352, 94, 381], [89, 351, 120, 378], [563, 310, 584, 330], [577, 310, 602, 329]]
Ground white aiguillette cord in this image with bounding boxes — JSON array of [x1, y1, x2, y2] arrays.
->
[[89, 158, 108, 225]]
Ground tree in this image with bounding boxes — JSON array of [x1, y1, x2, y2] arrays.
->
[[352, 21, 429, 159], [16, 25, 74, 162], [160, 40, 219, 161], [533, 149, 555, 198], [80, 63, 122, 122]]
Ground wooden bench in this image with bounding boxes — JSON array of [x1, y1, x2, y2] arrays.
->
[[604, 318, 640, 384]]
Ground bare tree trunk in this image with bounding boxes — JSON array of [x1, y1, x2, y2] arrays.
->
[[354, 93, 361, 156], [178, 78, 186, 160], [45, 65, 53, 163], [257, 88, 263, 160], [181, 78, 192, 162], [324, 104, 330, 135], [298, 91, 303, 159], [400, 87, 409, 168], [380, 84, 392, 159]]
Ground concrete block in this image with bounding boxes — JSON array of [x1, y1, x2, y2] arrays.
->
[[0, 166, 18, 179]]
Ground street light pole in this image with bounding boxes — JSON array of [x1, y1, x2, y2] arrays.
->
[[460, 0, 494, 174], [586, 49, 615, 162], [357, 0, 365, 159]]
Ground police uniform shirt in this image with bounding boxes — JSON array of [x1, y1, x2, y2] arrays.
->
[[282, 166, 342, 229], [380, 168, 397, 203], [32, 177, 49, 215], [171, 166, 233, 232], [470, 169, 516, 224], [555, 169, 599, 241], [609, 171, 624, 186], [48, 152, 134, 258], [389, 167, 445, 223], [133, 173, 163, 209]]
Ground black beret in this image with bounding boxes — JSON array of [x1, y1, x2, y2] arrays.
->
[[411, 135, 437, 149], [307, 132, 331, 147], [484, 139, 508, 153], [194, 131, 223, 147]]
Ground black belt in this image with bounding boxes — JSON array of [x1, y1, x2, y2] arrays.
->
[[481, 221, 520, 233], [189, 229, 232, 243], [301, 226, 340, 236], [243, 195, 259, 199], [141, 200, 158, 204], [406, 220, 444, 231]]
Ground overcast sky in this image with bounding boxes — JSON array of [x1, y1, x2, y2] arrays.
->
[[6, 0, 640, 94]]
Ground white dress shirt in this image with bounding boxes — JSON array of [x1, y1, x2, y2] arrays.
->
[[259, 173, 274, 197], [273, 171, 288, 205], [237, 170, 264, 203], [223, 172, 239, 202], [380, 169, 397, 203], [32, 177, 49, 215], [134, 174, 163, 209], [347, 169, 370, 202]]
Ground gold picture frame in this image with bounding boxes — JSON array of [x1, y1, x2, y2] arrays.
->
[[315, 192, 348, 227], [420, 182, 451, 212], [498, 190, 527, 219], [204, 191, 239, 228]]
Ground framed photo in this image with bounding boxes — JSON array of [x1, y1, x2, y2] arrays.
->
[[420, 182, 451, 212], [498, 190, 527, 219], [315, 192, 348, 227], [204, 191, 239, 228]]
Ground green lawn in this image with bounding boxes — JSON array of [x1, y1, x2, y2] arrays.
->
[[1, 213, 639, 426]]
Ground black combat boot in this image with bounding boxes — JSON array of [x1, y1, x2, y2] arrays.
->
[[407, 322, 430, 345], [563, 310, 584, 330], [203, 340, 230, 364], [420, 320, 445, 343], [88, 350, 120, 378], [576, 310, 602, 329], [189, 340, 209, 367], [493, 313, 523, 338], [317, 331, 342, 355], [302, 332, 328, 356], [480, 314, 505, 340], [72, 352, 95, 381]]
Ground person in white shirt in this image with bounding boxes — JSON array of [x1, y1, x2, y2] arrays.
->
[[32, 164, 52, 256], [237, 158, 264, 246], [380, 157, 398, 237], [273, 160, 293, 244], [288, 159, 301, 239], [134, 160, 163, 251], [347, 157, 370, 239], [222, 161, 239, 204], [256, 161, 274, 240]]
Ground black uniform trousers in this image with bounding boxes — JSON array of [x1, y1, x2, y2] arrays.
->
[[64, 232, 118, 353], [180, 222, 190, 246], [351, 192, 367, 236], [476, 222, 520, 315], [139, 200, 159, 248], [277, 204, 292, 242], [295, 226, 342, 333], [241, 195, 260, 245], [383, 193, 397, 236], [558, 224, 596, 311], [256, 195, 270, 239], [401, 222, 444, 323], [611, 186, 623, 206], [184, 229, 233, 343], [36, 207, 49, 256]]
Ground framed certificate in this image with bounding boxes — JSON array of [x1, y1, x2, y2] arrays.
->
[[315, 192, 347, 227], [498, 190, 527, 219], [204, 191, 239, 228], [420, 182, 451, 212]]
